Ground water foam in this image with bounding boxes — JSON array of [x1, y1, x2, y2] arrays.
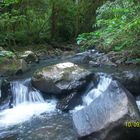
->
[[83, 73, 112, 106], [72, 73, 112, 112], [0, 79, 57, 127], [0, 100, 57, 127]]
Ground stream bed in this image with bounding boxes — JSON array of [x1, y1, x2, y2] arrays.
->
[[0, 54, 140, 140]]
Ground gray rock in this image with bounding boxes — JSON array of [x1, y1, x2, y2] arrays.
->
[[56, 92, 82, 111], [89, 61, 100, 67], [15, 59, 30, 75], [31, 62, 93, 96], [0, 79, 12, 108], [70, 50, 116, 67], [0, 49, 30, 76], [72, 80, 140, 140], [112, 71, 140, 96], [19, 51, 39, 64], [0, 57, 29, 76]]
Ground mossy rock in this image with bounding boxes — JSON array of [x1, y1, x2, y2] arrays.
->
[[0, 56, 29, 76], [0, 51, 15, 58]]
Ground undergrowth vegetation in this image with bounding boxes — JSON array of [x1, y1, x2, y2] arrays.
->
[[77, 0, 140, 57]]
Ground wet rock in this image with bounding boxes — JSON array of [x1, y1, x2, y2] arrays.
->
[[89, 61, 100, 67], [70, 50, 95, 64], [0, 79, 12, 108], [112, 71, 140, 96], [31, 62, 93, 96], [56, 92, 82, 111], [20, 51, 39, 64], [57, 78, 97, 111], [72, 80, 140, 140], [70, 50, 116, 67]]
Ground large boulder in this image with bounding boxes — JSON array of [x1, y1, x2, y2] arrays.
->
[[31, 62, 93, 96], [112, 71, 140, 96], [72, 80, 140, 140]]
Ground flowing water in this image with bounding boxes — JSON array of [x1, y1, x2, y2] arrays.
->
[[73, 73, 112, 111], [83, 73, 112, 106], [0, 73, 139, 140], [0, 79, 77, 140]]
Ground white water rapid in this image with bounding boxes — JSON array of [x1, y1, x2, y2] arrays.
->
[[0, 79, 57, 127], [74, 73, 140, 112], [74, 73, 112, 111], [83, 73, 112, 106]]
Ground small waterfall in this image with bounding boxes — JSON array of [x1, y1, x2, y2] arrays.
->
[[11, 81, 44, 106], [0, 79, 57, 127], [73, 73, 112, 112], [83, 73, 112, 105]]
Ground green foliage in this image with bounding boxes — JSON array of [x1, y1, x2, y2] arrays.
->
[[0, 51, 15, 58], [0, 0, 102, 47], [77, 0, 140, 53], [48, 0, 76, 41], [0, 0, 50, 46]]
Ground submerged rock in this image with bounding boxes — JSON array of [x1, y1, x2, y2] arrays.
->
[[31, 62, 93, 96], [72, 80, 140, 140]]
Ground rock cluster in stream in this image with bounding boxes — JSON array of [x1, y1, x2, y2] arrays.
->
[[70, 50, 117, 67], [72, 79, 140, 140], [31, 62, 94, 111], [0, 47, 140, 140]]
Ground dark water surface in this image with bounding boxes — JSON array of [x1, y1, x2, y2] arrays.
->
[[0, 112, 77, 140]]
